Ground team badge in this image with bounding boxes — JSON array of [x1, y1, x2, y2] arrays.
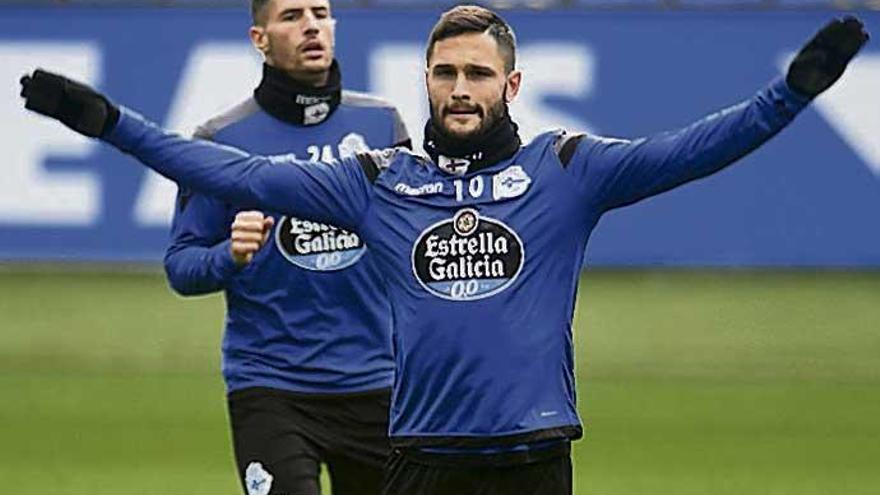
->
[[412, 208, 524, 301], [338, 132, 369, 158], [492, 165, 531, 200], [303, 102, 330, 125], [437, 155, 471, 176], [275, 216, 366, 271], [245, 462, 273, 495]]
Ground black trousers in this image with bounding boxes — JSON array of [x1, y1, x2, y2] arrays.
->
[[382, 448, 572, 495], [228, 386, 391, 495]]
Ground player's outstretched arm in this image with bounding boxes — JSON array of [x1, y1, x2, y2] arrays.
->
[[569, 17, 868, 212], [19, 70, 372, 232]]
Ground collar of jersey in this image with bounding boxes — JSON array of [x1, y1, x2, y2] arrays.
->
[[253, 61, 342, 127], [422, 111, 522, 176]]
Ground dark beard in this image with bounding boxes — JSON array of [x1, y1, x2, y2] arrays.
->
[[431, 97, 507, 142], [422, 97, 522, 174]]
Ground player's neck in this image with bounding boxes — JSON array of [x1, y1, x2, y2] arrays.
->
[[283, 67, 330, 88]]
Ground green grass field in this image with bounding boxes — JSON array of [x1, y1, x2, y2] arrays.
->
[[1, 268, 878, 494]]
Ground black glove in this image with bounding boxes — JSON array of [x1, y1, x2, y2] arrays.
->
[[20, 69, 119, 138], [786, 16, 869, 98]]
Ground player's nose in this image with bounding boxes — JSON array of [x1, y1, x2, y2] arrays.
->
[[302, 12, 320, 32], [450, 73, 471, 99]]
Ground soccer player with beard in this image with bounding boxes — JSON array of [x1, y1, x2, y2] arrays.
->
[[163, 0, 408, 494], [21, 6, 867, 494]]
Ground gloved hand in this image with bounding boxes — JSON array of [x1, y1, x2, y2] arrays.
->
[[20, 69, 119, 138], [787, 16, 869, 98]]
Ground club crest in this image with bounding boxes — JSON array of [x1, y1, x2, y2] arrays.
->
[[245, 462, 273, 495], [303, 102, 330, 125], [492, 165, 531, 200]]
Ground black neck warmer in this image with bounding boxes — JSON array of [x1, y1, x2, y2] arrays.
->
[[254, 61, 342, 126], [422, 109, 522, 176]]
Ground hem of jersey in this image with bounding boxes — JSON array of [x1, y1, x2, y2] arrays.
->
[[390, 424, 583, 449], [773, 75, 814, 106], [397, 440, 571, 467], [227, 384, 392, 401], [225, 378, 393, 398], [103, 105, 138, 149]]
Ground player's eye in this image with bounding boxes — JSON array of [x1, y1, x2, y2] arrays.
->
[[433, 67, 456, 79], [467, 68, 494, 80], [280, 10, 302, 21]]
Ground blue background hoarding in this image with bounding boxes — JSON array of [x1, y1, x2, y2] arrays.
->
[[1, 8, 878, 265]]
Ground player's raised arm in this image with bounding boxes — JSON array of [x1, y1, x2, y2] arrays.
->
[[19, 70, 373, 233], [564, 17, 868, 213]]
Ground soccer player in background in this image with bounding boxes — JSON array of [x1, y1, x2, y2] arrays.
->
[[162, 0, 408, 494], [21, 6, 867, 494]]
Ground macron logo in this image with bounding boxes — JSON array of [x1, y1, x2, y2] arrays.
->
[[295, 94, 327, 105], [394, 182, 443, 196]]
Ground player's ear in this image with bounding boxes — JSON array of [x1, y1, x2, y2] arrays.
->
[[249, 25, 269, 57], [504, 70, 522, 103]]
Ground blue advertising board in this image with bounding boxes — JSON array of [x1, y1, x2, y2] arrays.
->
[[1, 8, 878, 265]]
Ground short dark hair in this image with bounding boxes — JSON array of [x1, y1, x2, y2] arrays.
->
[[251, 0, 272, 25], [426, 5, 517, 73]]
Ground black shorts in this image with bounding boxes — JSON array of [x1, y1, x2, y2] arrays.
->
[[228, 386, 391, 495], [382, 446, 572, 495]]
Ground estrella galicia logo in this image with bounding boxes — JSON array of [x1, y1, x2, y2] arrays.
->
[[412, 209, 524, 301], [275, 216, 366, 271]]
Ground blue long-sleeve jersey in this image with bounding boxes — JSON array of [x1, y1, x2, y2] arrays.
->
[[107, 78, 809, 447], [164, 91, 408, 394]]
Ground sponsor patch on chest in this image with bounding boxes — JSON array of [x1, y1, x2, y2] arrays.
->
[[275, 216, 366, 271], [412, 209, 524, 301]]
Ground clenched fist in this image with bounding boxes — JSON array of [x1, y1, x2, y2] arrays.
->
[[230, 211, 275, 266], [786, 16, 869, 98]]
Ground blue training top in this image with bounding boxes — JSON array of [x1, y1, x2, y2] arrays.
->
[[109, 78, 809, 448], [163, 90, 408, 394]]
